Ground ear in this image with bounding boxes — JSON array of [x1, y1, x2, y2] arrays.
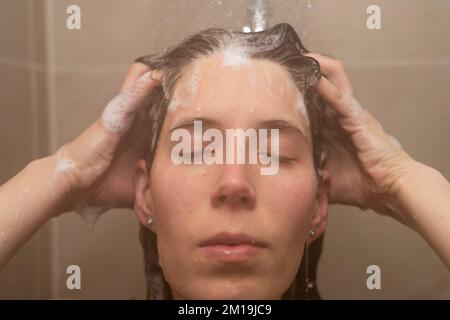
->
[[308, 169, 330, 244], [134, 159, 156, 232]]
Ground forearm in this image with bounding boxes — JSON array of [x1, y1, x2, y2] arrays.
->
[[0, 155, 68, 270], [388, 161, 450, 269]]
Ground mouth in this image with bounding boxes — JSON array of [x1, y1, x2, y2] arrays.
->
[[198, 232, 268, 263]]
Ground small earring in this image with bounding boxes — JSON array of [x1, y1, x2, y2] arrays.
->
[[309, 229, 315, 238], [147, 217, 153, 225]]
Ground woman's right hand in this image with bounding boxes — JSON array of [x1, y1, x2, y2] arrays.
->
[[55, 63, 161, 224]]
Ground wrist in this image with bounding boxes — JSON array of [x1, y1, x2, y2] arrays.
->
[[381, 159, 446, 230], [27, 154, 74, 217]]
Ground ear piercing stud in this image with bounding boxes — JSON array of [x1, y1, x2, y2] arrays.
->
[[309, 229, 315, 238], [147, 217, 153, 225]]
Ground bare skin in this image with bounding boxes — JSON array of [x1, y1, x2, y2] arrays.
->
[[0, 65, 160, 269], [133, 54, 329, 299], [0, 55, 449, 274], [306, 53, 450, 267]]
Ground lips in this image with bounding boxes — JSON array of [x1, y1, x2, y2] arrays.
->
[[199, 232, 268, 262], [199, 232, 268, 247]]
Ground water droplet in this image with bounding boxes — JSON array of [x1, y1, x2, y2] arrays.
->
[[0, 231, 10, 245]]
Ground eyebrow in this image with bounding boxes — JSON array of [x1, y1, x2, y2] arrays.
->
[[170, 117, 221, 133], [170, 117, 308, 144], [257, 119, 309, 144]]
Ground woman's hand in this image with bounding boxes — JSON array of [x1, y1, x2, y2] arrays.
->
[[305, 53, 419, 225], [55, 63, 161, 225], [0, 63, 162, 268]]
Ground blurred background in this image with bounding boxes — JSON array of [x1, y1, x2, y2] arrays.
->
[[0, 0, 449, 299]]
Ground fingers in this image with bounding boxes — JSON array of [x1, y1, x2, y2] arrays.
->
[[101, 70, 162, 136], [305, 53, 359, 122], [314, 75, 363, 122], [120, 62, 152, 93], [304, 53, 353, 95], [62, 70, 162, 187], [316, 71, 405, 160], [315, 74, 386, 133]]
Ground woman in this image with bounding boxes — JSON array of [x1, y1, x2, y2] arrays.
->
[[0, 24, 449, 299], [134, 23, 328, 299]]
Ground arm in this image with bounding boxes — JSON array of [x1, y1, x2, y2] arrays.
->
[[306, 53, 450, 269], [0, 155, 67, 269], [0, 64, 160, 270], [388, 161, 450, 268]]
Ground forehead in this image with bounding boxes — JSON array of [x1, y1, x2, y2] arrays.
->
[[166, 48, 309, 130]]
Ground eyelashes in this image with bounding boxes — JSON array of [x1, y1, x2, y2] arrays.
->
[[278, 156, 295, 164], [177, 150, 296, 164], [262, 153, 296, 164]]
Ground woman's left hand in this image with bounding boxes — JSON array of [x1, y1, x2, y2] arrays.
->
[[305, 53, 419, 225]]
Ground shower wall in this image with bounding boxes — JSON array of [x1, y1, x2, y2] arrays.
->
[[1, 0, 449, 299], [0, 0, 51, 299]]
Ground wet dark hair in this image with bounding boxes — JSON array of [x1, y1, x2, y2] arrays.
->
[[135, 23, 326, 300]]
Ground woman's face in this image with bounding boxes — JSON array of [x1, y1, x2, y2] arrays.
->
[[135, 51, 328, 299]]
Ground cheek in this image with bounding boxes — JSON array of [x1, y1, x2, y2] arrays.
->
[[152, 162, 209, 209], [263, 169, 318, 244], [148, 157, 212, 289], [149, 153, 209, 243], [284, 174, 317, 219]]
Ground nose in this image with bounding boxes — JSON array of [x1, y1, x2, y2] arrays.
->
[[211, 164, 256, 210]]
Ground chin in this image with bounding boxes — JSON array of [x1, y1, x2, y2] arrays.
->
[[176, 279, 282, 300]]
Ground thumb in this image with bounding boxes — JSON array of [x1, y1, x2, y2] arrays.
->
[[100, 70, 162, 136]]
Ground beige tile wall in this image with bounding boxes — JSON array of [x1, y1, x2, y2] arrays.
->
[[0, 0, 449, 299], [0, 0, 51, 299]]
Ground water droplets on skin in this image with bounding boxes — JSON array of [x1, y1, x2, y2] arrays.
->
[[0, 230, 10, 246], [53, 145, 74, 175], [55, 158, 75, 173]]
